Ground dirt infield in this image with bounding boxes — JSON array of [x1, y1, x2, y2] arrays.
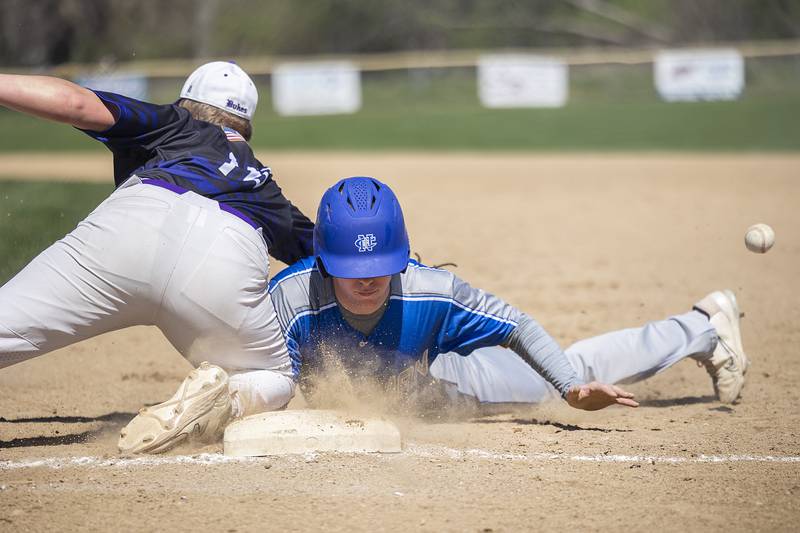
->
[[1, 152, 799, 531]]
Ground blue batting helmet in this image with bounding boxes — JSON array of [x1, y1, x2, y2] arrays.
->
[[314, 177, 410, 279]]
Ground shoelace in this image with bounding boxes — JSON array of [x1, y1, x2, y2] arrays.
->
[[697, 337, 740, 375]]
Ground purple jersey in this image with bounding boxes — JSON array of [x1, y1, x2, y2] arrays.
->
[[81, 90, 313, 265]]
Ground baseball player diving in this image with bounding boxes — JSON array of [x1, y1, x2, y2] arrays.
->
[[0, 62, 312, 453], [271, 177, 749, 408], [120, 176, 750, 453]]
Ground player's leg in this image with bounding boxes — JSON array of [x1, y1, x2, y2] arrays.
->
[[167, 211, 296, 415], [119, 192, 295, 453], [431, 309, 713, 404], [429, 311, 713, 407], [431, 295, 742, 405], [157, 192, 292, 380], [562, 309, 716, 386], [564, 291, 749, 403], [0, 183, 172, 369]]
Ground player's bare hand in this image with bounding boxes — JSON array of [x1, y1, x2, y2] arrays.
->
[[565, 382, 639, 411]]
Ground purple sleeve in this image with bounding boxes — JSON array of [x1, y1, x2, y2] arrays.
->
[[80, 90, 188, 150]]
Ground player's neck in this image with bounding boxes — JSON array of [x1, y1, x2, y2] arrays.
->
[[336, 295, 390, 336]]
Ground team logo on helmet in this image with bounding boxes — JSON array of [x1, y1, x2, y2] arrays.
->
[[355, 234, 377, 253]]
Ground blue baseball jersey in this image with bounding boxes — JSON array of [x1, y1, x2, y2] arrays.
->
[[268, 257, 523, 392], [80, 90, 314, 265]]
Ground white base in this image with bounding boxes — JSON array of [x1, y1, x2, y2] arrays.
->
[[223, 409, 402, 457]]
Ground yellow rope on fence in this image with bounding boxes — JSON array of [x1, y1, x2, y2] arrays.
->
[[15, 39, 800, 78]]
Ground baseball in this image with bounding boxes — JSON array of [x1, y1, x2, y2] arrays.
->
[[744, 223, 775, 253]]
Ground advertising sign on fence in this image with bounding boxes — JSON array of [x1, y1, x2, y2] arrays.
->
[[478, 54, 568, 108], [654, 49, 745, 102], [272, 61, 361, 116]]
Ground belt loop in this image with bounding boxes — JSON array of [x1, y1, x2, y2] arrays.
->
[[118, 175, 143, 189]]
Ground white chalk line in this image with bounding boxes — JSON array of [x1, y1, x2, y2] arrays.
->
[[0, 453, 259, 471], [2, 444, 800, 470], [404, 444, 800, 464]]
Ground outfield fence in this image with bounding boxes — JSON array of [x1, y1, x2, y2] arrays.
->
[[3, 39, 796, 107], [3, 40, 799, 152]]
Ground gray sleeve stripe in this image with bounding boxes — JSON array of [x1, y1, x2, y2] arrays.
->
[[269, 268, 336, 330], [268, 266, 315, 295], [284, 301, 338, 334], [388, 294, 519, 327], [449, 276, 523, 325]]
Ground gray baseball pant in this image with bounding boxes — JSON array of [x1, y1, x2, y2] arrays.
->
[[0, 177, 295, 415], [430, 310, 716, 404]]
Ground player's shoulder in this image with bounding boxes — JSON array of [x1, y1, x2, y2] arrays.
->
[[83, 90, 186, 138], [401, 259, 500, 309], [269, 257, 336, 328], [398, 259, 457, 298], [270, 257, 334, 305], [216, 125, 264, 163], [221, 126, 247, 143], [269, 257, 317, 292]]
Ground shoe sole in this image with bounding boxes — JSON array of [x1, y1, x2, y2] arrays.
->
[[119, 367, 230, 454], [135, 386, 229, 455]]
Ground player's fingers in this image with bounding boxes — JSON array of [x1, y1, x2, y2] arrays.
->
[[584, 381, 612, 395], [611, 385, 635, 398], [597, 383, 620, 398], [616, 397, 639, 408]]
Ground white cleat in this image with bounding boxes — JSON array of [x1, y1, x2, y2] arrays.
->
[[694, 290, 751, 404], [118, 362, 232, 454]]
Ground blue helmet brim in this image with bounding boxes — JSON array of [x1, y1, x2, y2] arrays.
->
[[319, 247, 409, 279]]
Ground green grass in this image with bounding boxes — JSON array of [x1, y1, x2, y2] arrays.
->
[[0, 180, 112, 284], [249, 94, 800, 151], [1, 61, 799, 152]]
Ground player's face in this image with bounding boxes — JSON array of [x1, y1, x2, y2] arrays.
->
[[332, 276, 392, 315]]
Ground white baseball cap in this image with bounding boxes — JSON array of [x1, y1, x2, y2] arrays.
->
[[179, 61, 258, 121]]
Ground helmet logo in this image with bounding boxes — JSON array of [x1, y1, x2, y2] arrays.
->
[[355, 234, 377, 253]]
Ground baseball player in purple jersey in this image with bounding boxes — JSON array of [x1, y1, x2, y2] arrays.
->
[[0, 62, 312, 453]]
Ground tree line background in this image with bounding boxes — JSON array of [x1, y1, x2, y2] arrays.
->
[[1, 0, 798, 67]]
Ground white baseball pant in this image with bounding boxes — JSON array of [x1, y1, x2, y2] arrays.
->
[[0, 176, 294, 414], [430, 310, 716, 403]]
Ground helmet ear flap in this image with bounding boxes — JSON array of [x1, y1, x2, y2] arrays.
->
[[315, 256, 331, 278]]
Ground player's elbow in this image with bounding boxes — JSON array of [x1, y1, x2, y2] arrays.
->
[[64, 86, 114, 131]]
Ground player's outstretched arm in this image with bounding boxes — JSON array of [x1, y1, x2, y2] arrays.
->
[[444, 276, 636, 412], [0, 74, 115, 131], [565, 382, 639, 411], [501, 316, 638, 410]]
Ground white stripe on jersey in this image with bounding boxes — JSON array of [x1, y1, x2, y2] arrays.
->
[[284, 301, 339, 334], [269, 267, 315, 295], [388, 294, 519, 327]]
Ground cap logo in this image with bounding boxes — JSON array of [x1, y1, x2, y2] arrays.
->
[[355, 234, 377, 253], [226, 99, 248, 114]]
